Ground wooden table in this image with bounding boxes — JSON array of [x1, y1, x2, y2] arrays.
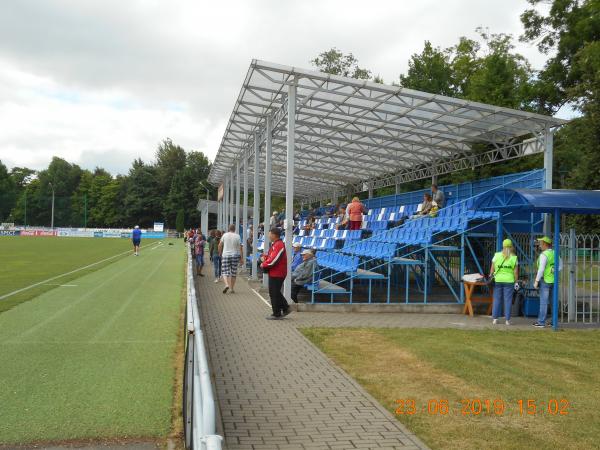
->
[[463, 281, 493, 317]]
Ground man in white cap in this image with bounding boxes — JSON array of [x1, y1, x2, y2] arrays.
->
[[290, 250, 317, 302], [291, 242, 303, 272], [269, 211, 278, 228]]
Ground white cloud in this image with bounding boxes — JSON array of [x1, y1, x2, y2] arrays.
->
[[0, 0, 554, 174]]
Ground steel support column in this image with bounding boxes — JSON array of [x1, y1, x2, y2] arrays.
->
[[252, 134, 260, 280], [283, 82, 296, 302], [236, 160, 241, 238], [229, 169, 235, 227], [224, 176, 229, 227], [552, 208, 560, 331], [243, 152, 249, 264], [263, 116, 273, 288], [544, 128, 554, 234]]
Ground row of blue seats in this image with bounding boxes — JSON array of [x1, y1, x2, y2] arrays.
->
[[315, 251, 359, 273], [292, 236, 336, 250], [402, 216, 465, 232], [341, 240, 397, 259], [298, 229, 362, 239], [371, 228, 433, 246]]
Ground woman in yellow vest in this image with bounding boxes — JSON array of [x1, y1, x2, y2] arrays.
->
[[533, 236, 555, 328], [489, 239, 518, 325]]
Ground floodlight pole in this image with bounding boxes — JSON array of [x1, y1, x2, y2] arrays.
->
[[283, 81, 296, 302], [243, 152, 249, 264], [252, 134, 260, 280], [263, 115, 273, 288]]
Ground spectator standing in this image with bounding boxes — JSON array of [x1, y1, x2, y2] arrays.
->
[[260, 228, 290, 319], [291, 242, 303, 272], [194, 232, 207, 276], [210, 230, 222, 283], [291, 250, 317, 302], [533, 236, 557, 327], [431, 184, 445, 208], [346, 197, 366, 231], [132, 225, 142, 256], [490, 239, 518, 325], [219, 224, 243, 294]]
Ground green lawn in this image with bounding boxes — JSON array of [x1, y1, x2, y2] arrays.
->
[[0, 239, 184, 445], [303, 327, 600, 450], [0, 237, 150, 313]]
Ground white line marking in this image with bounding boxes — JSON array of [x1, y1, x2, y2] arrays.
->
[[449, 322, 466, 326], [90, 254, 168, 343], [7, 261, 141, 342], [0, 241, 161, 301], [43, 284, 78, 287], [251, 288, 271, 309]]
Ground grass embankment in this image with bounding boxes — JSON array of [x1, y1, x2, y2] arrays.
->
[[303, 327, 600, 450]]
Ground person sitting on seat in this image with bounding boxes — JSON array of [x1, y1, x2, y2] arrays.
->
[[291, 249, 317, 303], [291, 242, 303, 272], [336, 206, 349, 230], [411, 193, 433, 218]]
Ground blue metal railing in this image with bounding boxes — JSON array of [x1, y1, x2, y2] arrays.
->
[[184, 248, 222, 450], [310, 170, 545, 302]]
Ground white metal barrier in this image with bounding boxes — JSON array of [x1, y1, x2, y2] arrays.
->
[[183, 248, 222, 449]]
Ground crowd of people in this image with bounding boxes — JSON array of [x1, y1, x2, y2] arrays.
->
[[187, 183, 559, 328]]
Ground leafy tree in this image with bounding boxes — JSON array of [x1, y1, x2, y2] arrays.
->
[[0, 160, 16, 221], [124, 159, 162, 227], [399, 41, 456, 96], [175, 209, 185, 232], [311, 48, 372, 79]]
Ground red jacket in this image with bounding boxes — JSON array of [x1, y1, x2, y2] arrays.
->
[[260, 239, 287, 279]]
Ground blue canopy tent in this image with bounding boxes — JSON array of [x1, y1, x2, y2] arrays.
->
[[472, 189, 600, 330]]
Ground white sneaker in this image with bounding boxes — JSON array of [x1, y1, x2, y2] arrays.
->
[[505, 320, 511, 326], [213, 279, 219, 283], [492, 319, 498, 325]]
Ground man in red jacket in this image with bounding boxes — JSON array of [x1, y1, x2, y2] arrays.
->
[[260, 227, 291, 319]]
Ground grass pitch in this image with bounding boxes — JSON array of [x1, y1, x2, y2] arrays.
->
[[0, 239, 184, 445], [304, 327, 600, 450], [0, 236, 145, 314]]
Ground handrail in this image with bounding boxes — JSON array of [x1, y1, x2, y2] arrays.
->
[[184, 247, 223, 450]]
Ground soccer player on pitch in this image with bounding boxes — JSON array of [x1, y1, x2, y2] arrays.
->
[[132, 225, 142, 256]]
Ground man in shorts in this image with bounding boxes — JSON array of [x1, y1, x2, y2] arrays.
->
[[132, 225, 142, 256], [218, 224, 243, 294]]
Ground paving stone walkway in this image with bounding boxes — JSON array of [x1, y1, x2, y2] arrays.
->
[[196, 270, 429, 450]]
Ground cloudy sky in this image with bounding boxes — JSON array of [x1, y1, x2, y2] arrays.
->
[[0, 0, 559, 175]]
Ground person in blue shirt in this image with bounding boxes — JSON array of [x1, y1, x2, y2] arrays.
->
[[291, 242, 303, 272], [132, 225, 142, 256]]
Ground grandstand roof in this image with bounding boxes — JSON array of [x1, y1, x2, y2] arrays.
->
[[208, 60, 566, 199], [473, 189, 600, 215]]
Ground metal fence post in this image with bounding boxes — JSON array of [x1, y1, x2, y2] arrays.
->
[[568, 228, 576, 322]]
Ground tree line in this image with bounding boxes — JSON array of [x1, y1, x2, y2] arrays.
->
[[1, 0, 597, 231], [311, 0, 599, 230], [0, 139, 213, 230]]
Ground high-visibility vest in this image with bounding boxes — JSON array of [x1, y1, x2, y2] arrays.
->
[[537, 249, 555, 284], [492, 252, 518, 283]]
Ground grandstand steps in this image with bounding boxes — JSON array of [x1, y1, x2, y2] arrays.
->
[[297, 302, 463, 314]]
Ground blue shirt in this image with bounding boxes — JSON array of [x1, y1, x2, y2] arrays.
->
[[132, 229, 142, 240], [291, 251, 303, 272]]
